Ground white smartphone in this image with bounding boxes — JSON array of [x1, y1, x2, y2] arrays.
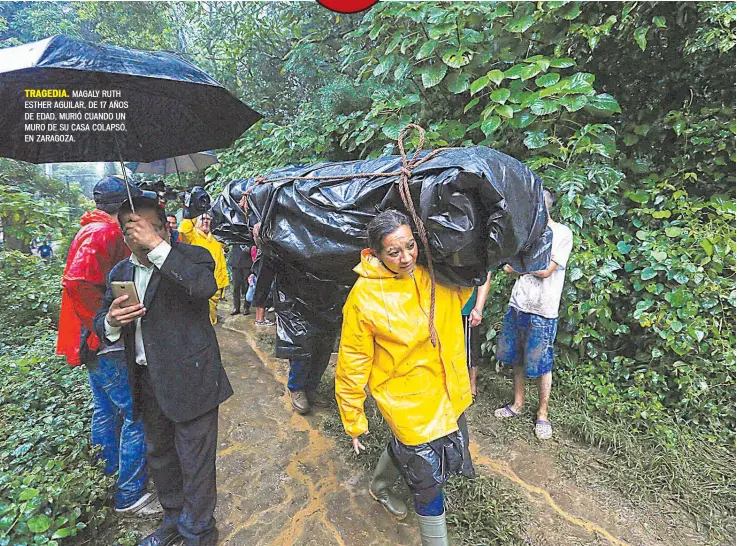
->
[[111, 281, 141, 308]]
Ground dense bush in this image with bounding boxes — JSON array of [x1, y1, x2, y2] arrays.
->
[[211, 2, 736, 446], [0, 331, 111, 546], [0, 251, 63, 336], [0, 252, 111, 545]]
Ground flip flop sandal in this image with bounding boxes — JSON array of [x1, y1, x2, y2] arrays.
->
[[494, 404, 519, 419], [534, 419, 553, 440]]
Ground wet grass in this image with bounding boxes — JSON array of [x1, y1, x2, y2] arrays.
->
[[475, 364, 736, 545], [320, 392, 530, 546]]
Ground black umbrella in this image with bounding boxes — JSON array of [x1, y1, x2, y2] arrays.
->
[[0, 35, 261, 164]]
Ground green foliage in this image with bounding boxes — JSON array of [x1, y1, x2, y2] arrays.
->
[[0, 252, 63, 335], [0, 159, 88, 253], [0, 329, 112, 545]]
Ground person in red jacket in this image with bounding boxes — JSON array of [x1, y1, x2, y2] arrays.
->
[[56, 176, 160, 516]]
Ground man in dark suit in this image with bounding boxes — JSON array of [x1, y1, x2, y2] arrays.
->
[[94, 197, 233, 546], [227, 243, 253, 315]]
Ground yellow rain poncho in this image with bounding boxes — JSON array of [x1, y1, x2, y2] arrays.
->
[[179, 218, 229, 324], [335, 249, 474, 446]]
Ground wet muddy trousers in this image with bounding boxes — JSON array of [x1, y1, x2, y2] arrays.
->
[[372, 448, 449, 545]]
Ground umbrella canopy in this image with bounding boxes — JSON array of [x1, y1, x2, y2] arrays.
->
[[0, 35, 261, 164], [126, 151, 218, 176]]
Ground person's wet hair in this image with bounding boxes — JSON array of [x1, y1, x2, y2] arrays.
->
[[367, 210, 412, 252], [117, 197, 168, 230]]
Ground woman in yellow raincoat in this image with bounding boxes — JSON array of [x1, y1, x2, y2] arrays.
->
[[178, 213, 229, 324], [335, 210, 475, 546]]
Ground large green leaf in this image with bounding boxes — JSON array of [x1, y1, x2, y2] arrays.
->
[[535, 73, 560, 87], [549, 57, 576, 68], [490, 88, 511, 104], [487, 69, 505, 85], [520, 63, 543, 81], [504, 64, 527, 79], [559, 95, 588, 112], [506, 15, 535, 33], [416, 40, 439, 60], [446, 72, 471, 94], [393, 59, 411, 81], [507, 112, 537, 129], [28, 514, 52, 533], [441, 48, 473, 68], [524, 131, 548, 149], [464, 97, 480, 113], [470, 75, 490, 94], [634, 26, 649, 51], [587, 93, 622, 114], [481, 115, 502, 136], [421, 64, 448, 88], [530, 99, 559, 115], [496, 104, 514, 118]]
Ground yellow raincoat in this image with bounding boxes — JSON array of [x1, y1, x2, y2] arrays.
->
[[335, 249, 474, 446], [178, 219, 229, 324]]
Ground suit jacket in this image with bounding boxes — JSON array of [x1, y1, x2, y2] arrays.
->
[[94, 241, 233, 423], [227, 244, 253, 270]]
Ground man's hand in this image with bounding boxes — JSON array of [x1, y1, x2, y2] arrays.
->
[[123, 213, 163, 252], [106, 295, 146, 328], [238, 194, 248, 210], [503, 264, 518, 275], [469, 308, 483, 327]]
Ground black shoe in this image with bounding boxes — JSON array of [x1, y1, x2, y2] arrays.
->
[[230, 309, 240, 315], [138, 527, 182, 546], [242, 307, 251, 315]]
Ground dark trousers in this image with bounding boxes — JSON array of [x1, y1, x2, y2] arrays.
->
[[252, 256, 276, 308], [287, 336, 334, 392], [140, 367, 219, 546], [231, 267, 250, 312]]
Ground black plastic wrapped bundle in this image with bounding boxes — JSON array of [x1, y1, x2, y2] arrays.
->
[[211, 146, 552, 287]]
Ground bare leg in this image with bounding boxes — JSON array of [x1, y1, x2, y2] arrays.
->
[[510, 364, 526, 413], [537, 372, 552, 421], [255, 307, 265, 322], [469, 367, 478, 397]]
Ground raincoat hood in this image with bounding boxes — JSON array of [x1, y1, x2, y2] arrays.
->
[[80, 208, 116, 227]]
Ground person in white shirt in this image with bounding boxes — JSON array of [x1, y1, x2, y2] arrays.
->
[[492, 189, 573, 440]]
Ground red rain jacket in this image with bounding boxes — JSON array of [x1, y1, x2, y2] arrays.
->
[[56, 210, 130, 366]]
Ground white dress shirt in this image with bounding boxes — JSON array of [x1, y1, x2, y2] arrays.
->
[[104, 240, 171, 366]]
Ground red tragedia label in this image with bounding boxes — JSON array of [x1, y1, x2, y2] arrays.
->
[[317, 0, 378, 14]]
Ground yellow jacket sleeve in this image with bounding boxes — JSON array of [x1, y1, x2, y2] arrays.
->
[[178, 219, 198, 245], [335, 296, 374, 439]]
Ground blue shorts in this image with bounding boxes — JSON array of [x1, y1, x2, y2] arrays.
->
[[496, 307, 557, 378]]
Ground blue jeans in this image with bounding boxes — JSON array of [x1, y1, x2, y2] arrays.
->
[[87, 352, 148, 509], [287, 338, 333, 392], [496, 307, 558, 378]]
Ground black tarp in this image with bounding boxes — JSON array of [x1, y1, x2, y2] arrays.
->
[[211, 146, 552, 360], [212, 146, 552, 287]]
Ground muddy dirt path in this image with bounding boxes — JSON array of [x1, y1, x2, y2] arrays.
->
[[215, 310, 706, 546], [215, 318, 418, 546]]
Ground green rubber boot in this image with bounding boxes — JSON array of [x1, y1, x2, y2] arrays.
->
[[417, 511, 449, 546], [369, 449, 408, 520]]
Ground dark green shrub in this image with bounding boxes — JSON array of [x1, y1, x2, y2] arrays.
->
[[0, 330, 112, 546]]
